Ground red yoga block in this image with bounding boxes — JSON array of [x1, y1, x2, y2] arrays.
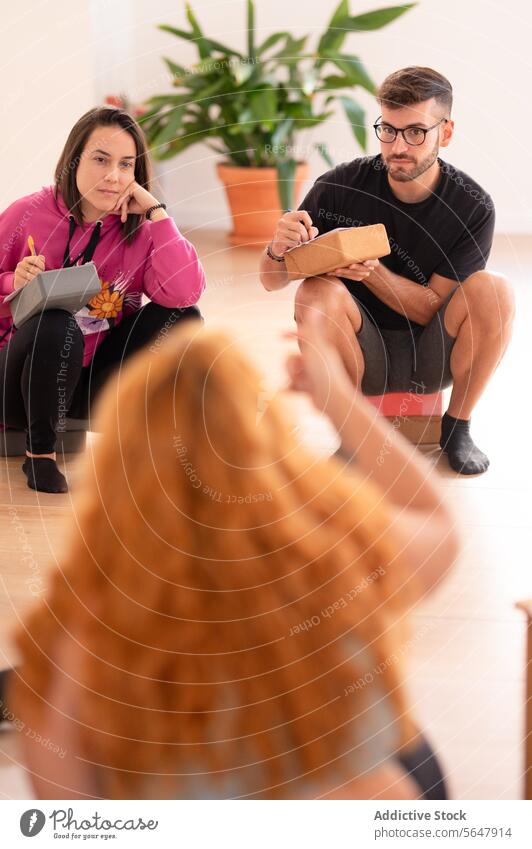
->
[[366, 391, 443, 417], [366, 391, 444, 444]]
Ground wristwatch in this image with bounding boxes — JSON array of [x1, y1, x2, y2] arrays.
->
[[266, 242, 286, 262]]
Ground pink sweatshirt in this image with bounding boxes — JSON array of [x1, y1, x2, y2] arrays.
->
[[0, 186, 206, 366]]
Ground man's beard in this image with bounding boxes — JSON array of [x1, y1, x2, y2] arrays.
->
[[384, 137, 440, 183]]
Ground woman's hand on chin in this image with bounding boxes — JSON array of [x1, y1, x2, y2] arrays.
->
[[109, 181, 165, 223]]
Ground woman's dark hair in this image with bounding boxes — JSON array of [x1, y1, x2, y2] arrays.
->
[[54, 106, 152, 243]]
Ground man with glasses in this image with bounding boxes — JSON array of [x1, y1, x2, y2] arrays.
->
[[259, 66, 515, 475]]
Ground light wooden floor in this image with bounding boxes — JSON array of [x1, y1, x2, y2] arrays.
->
[[0, 232, 530, 799]]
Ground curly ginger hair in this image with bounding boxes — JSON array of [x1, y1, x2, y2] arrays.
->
[[12, 321, 419, 798]]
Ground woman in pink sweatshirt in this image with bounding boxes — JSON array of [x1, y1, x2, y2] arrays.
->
[[0, 106, 206, 493]]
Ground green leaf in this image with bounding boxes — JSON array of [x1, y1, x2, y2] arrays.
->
[[318, 3, 415, 57], [257, 32, 290, 55], [191, 56, 237, 79], [136, 106, 162, 125], [201, 38, 243, 58], [248, 87, 278, 127], [158, 24, 193, 42], [247, 0, 255, 60], [226, 121, 256, 135], [271, 118, 294, 151], [271, 34, 308, 65], [317, 0, 351, 56], [144, 93, 191, 108], [276, 159, 297, 210], [138, 98, 182, 121], [189, 76, 229, 103], [338, 4, 415, 32], [314, 142, 334, 168], [296, 110, 335, 129], [321, 53, 375, 93], [339, 95, 367, 149], [320, 74, 357, 90], [151, 106, 188, 148], [158, 24, 243, 58], [183, 71, 217, 92], [185, 2, 210, 59], [154, 120, 223, 160], [155, 135, 199, 160], [284, 99, 313, 118], [330, 0, 350, 22], [162, 57, 189, 82], [138, 115, 166, 141]]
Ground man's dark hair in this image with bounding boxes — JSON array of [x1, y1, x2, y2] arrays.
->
[[377, 67, 453, 114]]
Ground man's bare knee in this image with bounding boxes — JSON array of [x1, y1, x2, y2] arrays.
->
[[294, 275, 362, 332], [293, 277, 366, 387], [295, 275, 340, 309], [445, 269, 516, 337]]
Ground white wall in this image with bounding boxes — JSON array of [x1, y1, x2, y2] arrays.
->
[[122, 0, 532, 233], [1, 0, 530, 233], [0, 1, 95, 209]]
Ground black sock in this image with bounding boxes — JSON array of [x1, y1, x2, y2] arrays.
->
[[439, 412, 489, 475], [22, 457, 68, 493]]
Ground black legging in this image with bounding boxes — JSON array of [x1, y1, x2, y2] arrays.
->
[[0, 302, 201, 454], [396, 734, 448, 800]]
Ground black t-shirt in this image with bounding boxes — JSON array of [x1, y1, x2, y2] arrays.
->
[[297, 154, 495, 330]]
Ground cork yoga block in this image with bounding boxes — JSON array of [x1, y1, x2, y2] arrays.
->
[[367, 392, 444, 446], [389, 414, 442, 446], [284, 224, 391, 280]]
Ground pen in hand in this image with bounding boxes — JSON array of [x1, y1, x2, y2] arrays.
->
[[27, 235, 45, 270], [13, 235, 45, 290], [285, 208, 315, 242]]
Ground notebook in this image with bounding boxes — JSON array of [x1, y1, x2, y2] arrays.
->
[[5, 263, 101, 328]]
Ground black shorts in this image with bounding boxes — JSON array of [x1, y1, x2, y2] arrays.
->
[[354, 294, 456, 396]]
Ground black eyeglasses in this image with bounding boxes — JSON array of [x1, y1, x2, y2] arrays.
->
[[373, 117, 448, 146]]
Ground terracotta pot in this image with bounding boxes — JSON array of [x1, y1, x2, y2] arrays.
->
[[216, 162, 310, 246]]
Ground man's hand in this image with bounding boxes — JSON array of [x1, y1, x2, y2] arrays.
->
[[271, 210, 318, 257], [327, 258, 380, 282]]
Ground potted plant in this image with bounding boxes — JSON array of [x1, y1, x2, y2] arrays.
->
[[139, 1, 414, 244]]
